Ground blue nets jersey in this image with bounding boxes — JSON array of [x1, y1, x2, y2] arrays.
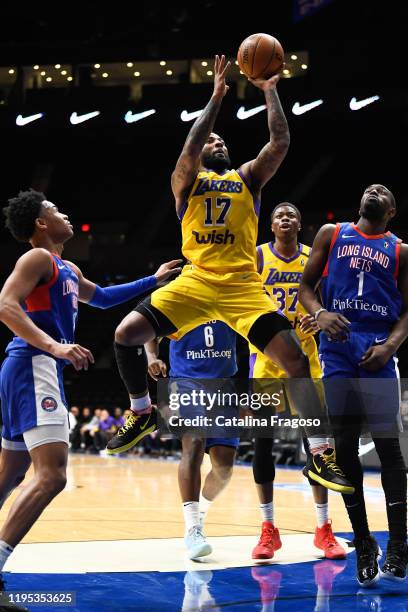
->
[[6, 253, 79, 358], [321, 222, 402, 327], [169, 320, 237, 378]]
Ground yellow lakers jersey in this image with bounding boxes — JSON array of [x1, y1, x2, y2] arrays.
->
[[257, 241, 312, 340], [180, 169, 259, 273]]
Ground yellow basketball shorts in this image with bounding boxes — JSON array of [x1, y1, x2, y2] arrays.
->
[[249, 336, 324, 414], [149, 265, 280, 340], [250, 335, 322, 379]]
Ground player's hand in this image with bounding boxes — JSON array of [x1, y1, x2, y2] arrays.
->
[[51, 343, 94, 371], [148, 358, 168, 380], [359, 343, 394, 372], [213, 55, 231, 99], [317, 311, 351, 341], [248, 72, 281, 91], [154, 259, 183, 286], [299, 314, 319, 335]]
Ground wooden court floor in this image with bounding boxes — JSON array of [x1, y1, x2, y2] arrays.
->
[[0, 454, 388, 544]]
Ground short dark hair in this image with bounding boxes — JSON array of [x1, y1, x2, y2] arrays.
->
[[271, 202, 302, 222], [3, 189, 45, 242]]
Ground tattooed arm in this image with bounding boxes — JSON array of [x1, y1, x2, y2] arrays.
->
[[240, 76, 290, 193], [171, 55, 231, 214]]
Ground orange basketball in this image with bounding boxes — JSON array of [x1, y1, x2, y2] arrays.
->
[[237, 33, 284, 79]]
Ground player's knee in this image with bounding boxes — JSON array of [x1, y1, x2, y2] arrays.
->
[[212, 462, 233, 483], [284, 351, 309, 378], [182, 438, 205, 464], [115, 320, 133, 345], [39, 470, 67, 497]]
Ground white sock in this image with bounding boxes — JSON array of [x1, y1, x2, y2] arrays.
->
[[260, 502, 274, 523], [316, 503, 329, 528], [130, 393, 151, 413], [199, 493, 213, 520], [183, 502, 200, 531], [308, 438, 329, 455], [0, 540, 14, 571]]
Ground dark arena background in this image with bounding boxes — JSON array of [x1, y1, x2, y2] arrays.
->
[[0, 1, 408, 610]]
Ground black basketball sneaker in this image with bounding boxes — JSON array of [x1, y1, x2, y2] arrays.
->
[[382, 539, 408, 581], [106, 408, 157, 454], [303, 448, 355, 494], [354, 535, 382, 587]]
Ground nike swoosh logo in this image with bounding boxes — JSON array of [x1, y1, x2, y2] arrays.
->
[[375, 337, 387, 344], [70, 111, 100, 125], [389, 501, 404, 507], [342, 234, 355, 238], [16, 113, 44, 126], [180, 109, 203, 122], [358, 441, 375, 456], [124, 109, 156, 124], [236, 105, 266, 120], [313, 458, 322, 473], [57, 264, 65, 270], [292, 100, 323, 115], [139, 413, 152, 431], [349, 95, 380, 111]]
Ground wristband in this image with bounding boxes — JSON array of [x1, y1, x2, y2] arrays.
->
[[314, 307, 327, 321]]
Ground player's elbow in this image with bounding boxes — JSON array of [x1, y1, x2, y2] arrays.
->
[[0, 299, 17, 324]]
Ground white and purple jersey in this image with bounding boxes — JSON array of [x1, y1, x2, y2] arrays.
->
[[321, 222, 402, 331], [6, 253, 79, 359]]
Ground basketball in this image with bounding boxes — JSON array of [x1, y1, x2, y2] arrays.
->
[[237, 33, 284, 79]]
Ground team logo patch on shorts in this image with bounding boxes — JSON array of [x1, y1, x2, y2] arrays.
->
[[41, 396, 58, 412]]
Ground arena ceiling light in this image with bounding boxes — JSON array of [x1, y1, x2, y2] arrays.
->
[[16, 112, 44, 127], [124, 109, 156, 123], [180, 109, 203, 122], [292, 99, 324, 115], [349, 95, 380, 111], [70, 111, 100, 125]]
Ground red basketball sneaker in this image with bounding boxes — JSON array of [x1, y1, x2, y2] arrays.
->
[[314, 520, 347, 559], [252, 522, 282, 560]]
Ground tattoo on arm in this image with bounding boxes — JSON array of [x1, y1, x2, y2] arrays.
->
[[172, 96, 223, 197], [264, 89, 289, 145], [248, 88, 290, 188], [185, 97, 223, 152]]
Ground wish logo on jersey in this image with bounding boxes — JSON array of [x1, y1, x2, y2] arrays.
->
[[192, 228, 235, 245]]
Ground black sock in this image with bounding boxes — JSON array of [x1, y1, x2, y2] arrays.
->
[[381, 468, 407, 541], [343, 496, 370, 540], [375, 437, 407, 542], [114, 342, 148, 396]]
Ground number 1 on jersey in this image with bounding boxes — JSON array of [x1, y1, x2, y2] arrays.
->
[[356, 271, 365, 297]]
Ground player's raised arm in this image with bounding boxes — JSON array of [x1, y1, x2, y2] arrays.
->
[[0, 249, 93, 370], [239, 75, 290, 192], [68, 259, 182, 307], [360, 243, 408, 371], [171, 55, 231, 210], [299, 224, 351, 338]]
